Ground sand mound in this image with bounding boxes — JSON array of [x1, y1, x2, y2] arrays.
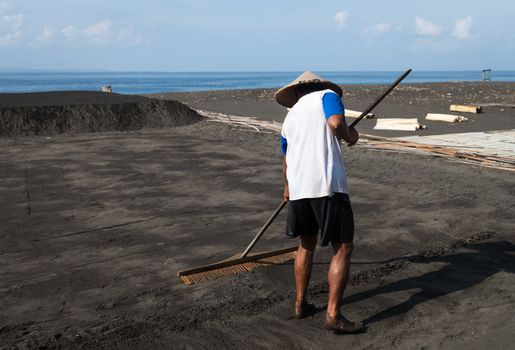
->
[[0, 91, 201, 137]]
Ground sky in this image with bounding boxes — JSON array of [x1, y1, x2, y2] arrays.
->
[[0, 0, 514, 71]]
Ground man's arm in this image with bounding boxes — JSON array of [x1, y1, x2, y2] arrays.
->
[[280, 135, 289, 201], [327, 114, 359, 146], [322, 92, 359, 146], [282, 155, 289, 201]]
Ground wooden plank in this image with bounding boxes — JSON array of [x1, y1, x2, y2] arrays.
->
[[374, 118, 425, 131], [426, 113, 467, 123], [450, 104, 481, 113], [345, 109, 374, 119]]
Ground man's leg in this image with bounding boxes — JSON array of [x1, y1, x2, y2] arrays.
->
[[294, 234, 318, 316], [326, 242, 353, 321]]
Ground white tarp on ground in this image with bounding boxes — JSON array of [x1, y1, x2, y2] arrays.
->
[[374, 118, 425, 131], [397, 129, 515, 158], [426, 113, 468, 123]]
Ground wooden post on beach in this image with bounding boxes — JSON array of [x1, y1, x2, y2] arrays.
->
[[450, 104, 481, 114], [482, 69, 491, 81]]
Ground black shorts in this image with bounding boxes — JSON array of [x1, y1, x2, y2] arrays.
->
[[286, 193, 354, 247]]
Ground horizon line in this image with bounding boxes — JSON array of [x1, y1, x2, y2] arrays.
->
[[1, 68, 513, 74]]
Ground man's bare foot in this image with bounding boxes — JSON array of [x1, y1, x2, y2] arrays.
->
[[294, 299, 310, 319], [324, 315, 365, 334]]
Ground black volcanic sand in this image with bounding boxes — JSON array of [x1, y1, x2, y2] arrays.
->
[[0, 91, 151, 108], [0, 91, 201, 137], [1, 113, 514, 348], [149, 82, 515, 137]]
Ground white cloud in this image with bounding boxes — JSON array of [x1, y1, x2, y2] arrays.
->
[[0, 4, 23, 46], [415, 16, 442, 36], [117, 27, 143, 46], [33, 25, 53, 44], [61, 25, 79, 39], [61, 20, 112, 42], [364, 22, 391, 35], [0, 29, 21, 46], [60, 20, 141, 46], [83, 19, 112, 41], [0, 2, 9, 14], [452, 16, 473, 39], [335, 11, 350, 30], [3, 13, 23, 30]]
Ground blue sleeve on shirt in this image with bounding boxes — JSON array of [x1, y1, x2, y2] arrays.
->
[[322, 92, 345, 120], [280, 135, 288, 155]]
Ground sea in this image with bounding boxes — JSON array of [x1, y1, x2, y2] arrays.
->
[[1, 70, 515, 95]]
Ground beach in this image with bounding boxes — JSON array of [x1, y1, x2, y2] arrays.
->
[[150, 81, 515, 137], [1, 83, 514, 349]]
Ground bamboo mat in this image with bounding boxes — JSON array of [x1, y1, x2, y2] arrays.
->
[[196, 110, 515, 172]]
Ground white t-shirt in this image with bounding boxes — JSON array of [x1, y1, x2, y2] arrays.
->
[[281, 89, 348, 200]]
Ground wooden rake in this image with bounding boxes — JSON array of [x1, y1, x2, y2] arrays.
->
[[177, 201, 297, 285], [178, 68, 414, 285]]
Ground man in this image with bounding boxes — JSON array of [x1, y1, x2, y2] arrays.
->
[[276, 71, 363, 333]]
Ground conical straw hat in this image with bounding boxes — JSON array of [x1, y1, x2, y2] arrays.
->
[[275, 71, 342, 108]]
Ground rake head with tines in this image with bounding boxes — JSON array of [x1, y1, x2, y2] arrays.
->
[[177, 246, 297, 285], [177, 201, 297, 285]]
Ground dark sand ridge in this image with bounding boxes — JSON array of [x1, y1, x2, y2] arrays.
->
[[149, 81, 515, 138], [0, 91, 150, 108], [0, 91, 201, 137], [0, 88, 514, 349]]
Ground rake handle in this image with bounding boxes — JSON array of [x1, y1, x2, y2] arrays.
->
[[240, 200, 287, 258], [349, 68, 412, 128]]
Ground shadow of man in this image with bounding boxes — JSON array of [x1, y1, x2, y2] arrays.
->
[[344, 240, 515, 324]]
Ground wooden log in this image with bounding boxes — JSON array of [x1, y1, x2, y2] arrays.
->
[[450, 104, 481, 113], [426, 113, 467, 123], [373, 118, 425, 131], [345, 109, 374, 119], [478, 103, 515, 108]]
